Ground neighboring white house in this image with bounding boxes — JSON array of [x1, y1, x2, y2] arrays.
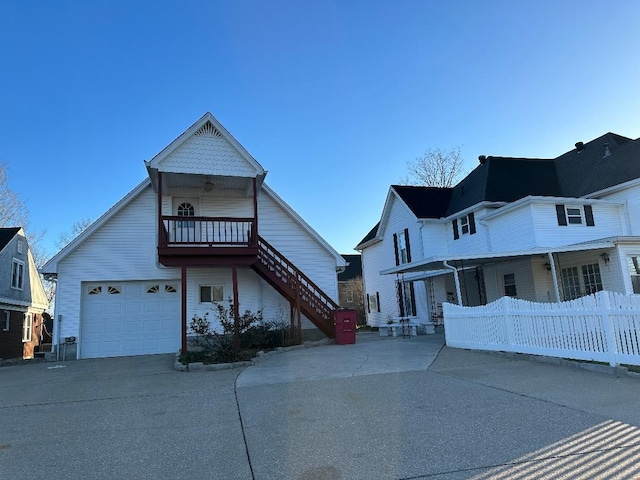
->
[[357, 133, 640, 328], [42, 113, 346, 359]]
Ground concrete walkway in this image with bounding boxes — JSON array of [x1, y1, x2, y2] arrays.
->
[[3, 331, 640, 479]]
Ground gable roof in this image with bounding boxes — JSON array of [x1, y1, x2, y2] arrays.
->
[[145, 112, 267, 189], [355, 222, 379, 250], [391, 186, 453, 218], [338, 254, 362, 282], [0, 227, 20, 252]]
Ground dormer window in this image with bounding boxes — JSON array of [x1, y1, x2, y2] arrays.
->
[[393, 229, 412, 265]]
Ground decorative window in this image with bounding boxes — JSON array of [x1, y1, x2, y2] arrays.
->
[[393, 229, 411, 265], [582, 264, 603, 295], [367, 292, 380, 313], [165, 284, 177, 293], [22, 314, 32, 342], [107, 286, 121, 294], [11, 259, 24, 290], [629, 256, 640, 294], [177, 202, 195, 230], [561, 267, 582, 301], [397, 281, 416, 317], [88, 286, 102, 295], [3, 310, 9, 331], [556, 204, 595, 227], [452, 212, 476, 240], [504, 273, 517, 297], [200, 285, 224, 303], [17, 240, 23, 254], [146, 285, 160, 294]]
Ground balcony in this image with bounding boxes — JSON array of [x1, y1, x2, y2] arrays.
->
[[158, 216, 258, 266]]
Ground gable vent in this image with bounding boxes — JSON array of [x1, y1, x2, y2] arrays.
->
[[195, 122, 222, 138]]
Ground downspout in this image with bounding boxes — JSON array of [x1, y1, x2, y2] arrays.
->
[[547, 252, 561, 302], [443, 261, 463, 305]]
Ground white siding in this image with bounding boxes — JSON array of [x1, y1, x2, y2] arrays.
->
[[258, 191, 338, 301], [447, 208, 491, 256], [600, 183, 640, 236], [531, 202, 624, 247], [160, 135, 257, 177], [486, 205, 537, 252], [361, 241, 396, 326], [420, 222, 449, 257], [162, 188, 254, 217]]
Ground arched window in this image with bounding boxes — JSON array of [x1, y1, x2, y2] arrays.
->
[[177, 202, 195, 217]]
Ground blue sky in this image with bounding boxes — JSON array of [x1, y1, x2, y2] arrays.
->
[[2, 1, 639, 259]]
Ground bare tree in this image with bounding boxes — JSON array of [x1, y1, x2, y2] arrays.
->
[[401, 146, 466, 187], [56, 218, 93, 249], [0, 162, 29, 228]]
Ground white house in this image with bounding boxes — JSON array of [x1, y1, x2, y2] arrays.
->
[[357, 133, 640, 328], [42, 113, 346, 359]]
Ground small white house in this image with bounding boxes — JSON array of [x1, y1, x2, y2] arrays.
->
[[42, 113, 346, 359], [357, 133, 640, 328]]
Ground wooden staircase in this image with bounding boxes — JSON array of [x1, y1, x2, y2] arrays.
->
[[251, 236, 337, 338]]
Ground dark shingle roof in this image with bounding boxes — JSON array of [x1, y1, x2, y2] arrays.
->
[[355, 222, 379, 249], [338, 254, 362, 281], [391, 185, 453, 218], [554, 133, 639, 197], [0, 227, 20, 252]]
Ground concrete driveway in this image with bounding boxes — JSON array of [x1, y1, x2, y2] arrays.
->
[[2, 332, 640, 479]]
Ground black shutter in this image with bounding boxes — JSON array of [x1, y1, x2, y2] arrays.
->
[[397, 282, 405, 317], [404, 228, 412, 263], [469, 212, 476, 235], [556, 204, 568, 226], [409, 282, 416, 316], [376, 292, 381, 312], [366, 294, 370, 313], [453, 219, 460, 239], [584, 205, 595, 226], [393, 233, 399, 266]]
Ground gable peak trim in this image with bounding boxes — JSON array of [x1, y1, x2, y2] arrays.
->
[[194, 121, 222, 139]]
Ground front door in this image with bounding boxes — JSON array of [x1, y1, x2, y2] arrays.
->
[[172, 198, 199, 243]]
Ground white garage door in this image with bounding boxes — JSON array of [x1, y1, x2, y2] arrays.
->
[[81, 281, 181, 358]]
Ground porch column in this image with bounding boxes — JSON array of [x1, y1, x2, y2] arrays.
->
[[252, 177, 258, 245], [157, 171, 163, 246], [443, 261, 463, 305], [232, 265, 240, 351], [547, 252, 561, 301], [181, 266, 187, 353]]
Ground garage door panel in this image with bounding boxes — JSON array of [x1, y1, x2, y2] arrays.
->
[[81, 281, 180, 358]]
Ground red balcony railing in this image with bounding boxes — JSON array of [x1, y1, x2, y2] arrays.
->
[[160, 216, 256, 247]]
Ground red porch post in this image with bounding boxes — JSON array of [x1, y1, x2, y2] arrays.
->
[[232, 265, 240, 351], [181, 265, 187, 353], [252, 177, 258, 245], [157, 171, 163, 246]]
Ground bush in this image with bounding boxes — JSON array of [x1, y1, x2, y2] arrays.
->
[[187, 300, 295, 364]]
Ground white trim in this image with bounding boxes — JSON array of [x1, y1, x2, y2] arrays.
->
[[584, 177, 640, 199], [262, 184, 346, 268], [145, 112, 265, 177], [41, 180, 151, 274], [22, 313, 32, 342]]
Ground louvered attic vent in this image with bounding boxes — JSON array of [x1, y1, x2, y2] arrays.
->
[[195, 122, 222, 138]]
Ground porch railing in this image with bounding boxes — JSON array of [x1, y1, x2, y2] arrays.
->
[[161, 216, 255, 246]]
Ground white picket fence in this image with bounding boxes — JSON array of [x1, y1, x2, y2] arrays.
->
[[443, 291, 640, 367]]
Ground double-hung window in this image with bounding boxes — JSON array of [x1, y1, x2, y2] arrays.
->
[[393, 229, 411, 265], [452, 212, 476, 239], [3, 310, 9, 331], [630, 256, 640, 294], [582, 263, 603, 295], [22, 314, 32, 342], [397, 281, 416, 317], [503, 273, 517, 297], [11, 259, 24, 290], [556, 204, 595, 227], [367, 293, 380, 313]]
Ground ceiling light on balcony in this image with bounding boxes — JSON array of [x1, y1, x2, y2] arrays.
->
[[203, 181, 214, 192]]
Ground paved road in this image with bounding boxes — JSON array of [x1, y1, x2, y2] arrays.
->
[[2, 332, 640, 479]]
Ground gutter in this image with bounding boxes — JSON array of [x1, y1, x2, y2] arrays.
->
[[442, 261, 463, 306]]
